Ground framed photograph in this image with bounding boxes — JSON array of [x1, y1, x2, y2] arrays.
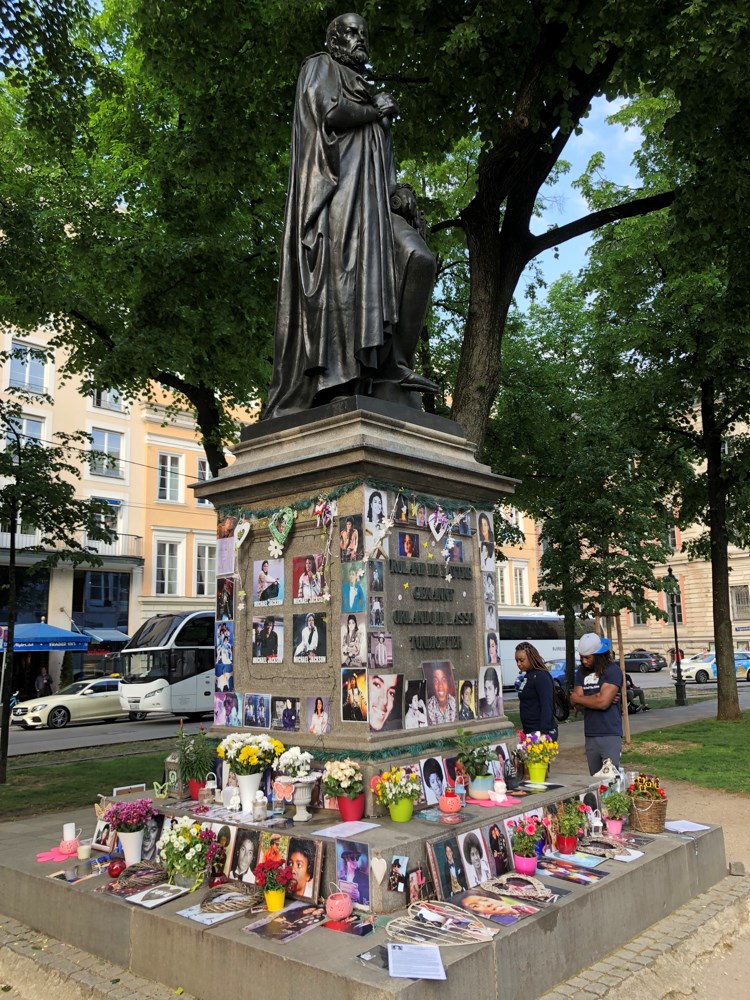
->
[[341, 561, 367, 614], [253, 558, 284, 606], [215, 691, 242, 727], [482, 822, 510, 877], [478, 666, 503, 719], [420, 756, 447, 805], [141, 813, 165, 863], [457, 678, 476, 722], [388, 855, 409, 892], [403, 679, 428, 729], [287, 837, 324, 901], [341, 667, 368, 722], [392, 492, 409, 524], [270, 696, 300, 732], [446, 539, 463, 563], [422, 660, 457, 726], [252, 616, 284, 663], [216, 577, 234, 621], [457, 512, 472, 536], [341, 614, 367, 669], [415, 503, 429, 528], [484, 603, 496, 631], [367, 671, 402, 732], [339, 514, 364, 562], [292, 553, 325, 603], [229, 828, 260, 884], [407, 866, 428, 903], [476, 510, 495, 551], [92, 818, 117, 853], [307, 695, 331, 735], [458, 829, 492, 888], [211, 823, 237, 875], [258, 830, 290, 865], [364, 487, 389, 558], [428, 838, 467, 900], [479, 539, 495, 572], [243, 692, 270, 728], [397, 531, 419, 559], [336, 840, 370, 910], [482, 572, 496, 605], [293, 611, 327, 663], [215, 621, 234, 692]]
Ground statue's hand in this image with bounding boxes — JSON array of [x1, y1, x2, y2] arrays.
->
[[374, 91, 399, 120]]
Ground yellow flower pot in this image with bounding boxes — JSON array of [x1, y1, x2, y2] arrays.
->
[[527, 762, 548, 784], [264, 888, 286, 912]]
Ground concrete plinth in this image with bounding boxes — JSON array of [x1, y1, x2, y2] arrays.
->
[[0, 785, 728, 1000]]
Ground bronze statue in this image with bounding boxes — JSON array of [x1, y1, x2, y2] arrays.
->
[[265, 13, 438, 419]]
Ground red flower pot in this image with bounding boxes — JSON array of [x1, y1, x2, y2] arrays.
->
[[338, 793, 365, 822], [188, 778, 205, 801], [556, 835, 577, 855]]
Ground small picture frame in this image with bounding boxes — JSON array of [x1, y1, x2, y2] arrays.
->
[[92, 818, 117, 853]]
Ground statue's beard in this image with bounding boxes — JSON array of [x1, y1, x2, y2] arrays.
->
[[329, 41, 367, 71]]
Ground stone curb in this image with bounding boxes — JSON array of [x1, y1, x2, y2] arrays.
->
[[540, 871, 750, 1000], [0, 915, 197, 1000]]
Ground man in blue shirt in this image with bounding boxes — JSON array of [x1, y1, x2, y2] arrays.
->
[[570, 633, 623, 775]]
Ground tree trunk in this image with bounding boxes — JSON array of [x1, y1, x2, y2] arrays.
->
[[702, 379, 740, 721], [0, 498, 18, 784], [563, 604, 576, 692]]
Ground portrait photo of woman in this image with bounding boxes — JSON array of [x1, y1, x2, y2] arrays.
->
[[398, 531, 419, 558]]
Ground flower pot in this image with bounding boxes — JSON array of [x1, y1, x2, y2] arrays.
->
[[513, 854, 538, 875], [388, 798, 414, 823], [237, 773, 262, 813], [264, 888, 286, 912], [527, 762, 548, 784], [467, 774, 495, 800], [172, 871, 205, 890], [338, 793, 365, 822], [187, 778, 205, 801], [556, 834, 577, 855], [292, 778, 315, 823], [118, 829, 144, 867], [605, 817, 624, 836]]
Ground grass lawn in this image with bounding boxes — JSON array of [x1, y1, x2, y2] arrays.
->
[[622, 711, 750, 796], [0, 751, 168, 820]]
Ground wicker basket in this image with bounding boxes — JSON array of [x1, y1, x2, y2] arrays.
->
[[629, 795, 668, 833]]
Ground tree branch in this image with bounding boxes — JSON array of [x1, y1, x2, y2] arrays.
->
[[430, 217, 465, 234]]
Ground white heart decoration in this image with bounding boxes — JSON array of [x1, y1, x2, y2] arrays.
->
[[428, 510, 448, 542], [371, 855, 388, 885], [234, 520, 251, 548]]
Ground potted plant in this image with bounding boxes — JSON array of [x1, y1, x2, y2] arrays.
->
[[555, 800, 591, 854], [254, 857, 297, 912], [600, 788, 631, 835], [102, 798, 156, 867], [277, 747, 318, 822], [176, 724, 217, 800], [372, 767, 422, 823], [322, 758, 365, 821], [628, 773, 668, 833], [515, 730, 559, 783], [217, 733, 285, 811], [157, 816, 221, 890], [453, 728, 494, 799], [509, 815, 545, 875]]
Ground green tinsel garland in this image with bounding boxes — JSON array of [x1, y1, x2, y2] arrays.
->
[[305, 728, 515, 766]]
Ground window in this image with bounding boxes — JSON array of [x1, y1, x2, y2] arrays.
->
[[5, 414, 43, 448], [9, 342, 46, 393], [513, 563, 528, 605], [731, 585, 750, 621], [92, 498, 120, 534], [157, 453, 181, 502], [496, 563, 509, 605], [665, 585, 683, 625], [195, 541, 216, 596], [506, 507, 524, 532], [666, 519, 678, 552], [155, 541, 179, 595], [196, 458, 212, 505], [91, 428, 123, 477], [92, 388, 122, 411]]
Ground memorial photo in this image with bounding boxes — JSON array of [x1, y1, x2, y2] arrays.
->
[[341, 667, 368, 722], [254, 558, 284, 606], [293, 553, 325, 603], [423, 660, 457, 725], [293, 612, 327, 663], [367, 671, 402, 732]]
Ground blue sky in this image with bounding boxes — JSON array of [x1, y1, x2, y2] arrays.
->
[[522, 96, 643, 297]]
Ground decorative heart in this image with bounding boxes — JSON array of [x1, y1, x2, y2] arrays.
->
[[428, 508, 448, 542], [268, 507, 296, 548], [234, 519, 251, 548], [371, 855, 388, 885]]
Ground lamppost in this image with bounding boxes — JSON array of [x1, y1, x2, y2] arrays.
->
[[667, 567, 687, 706]]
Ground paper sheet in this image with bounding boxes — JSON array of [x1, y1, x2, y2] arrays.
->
[[314, 820, 379, 838], [664, 820, 710, 833], [387, 942, 446, 980]]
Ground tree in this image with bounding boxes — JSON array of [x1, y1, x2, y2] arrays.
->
[[0, 387, 115, 783], [485, 276, 677, 688]]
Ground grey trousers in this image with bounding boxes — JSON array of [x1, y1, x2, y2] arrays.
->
[[585, 735, 622, 775]]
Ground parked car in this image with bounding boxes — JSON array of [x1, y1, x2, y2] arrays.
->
[[623, 649, 667, 673], [671, 652, 750, 684], [11, 677, 146, 729]]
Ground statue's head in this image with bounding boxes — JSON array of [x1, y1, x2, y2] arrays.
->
[[327, 12, 369, 69]]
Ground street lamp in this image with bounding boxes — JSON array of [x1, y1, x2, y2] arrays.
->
[[667, 567, 687, 706]]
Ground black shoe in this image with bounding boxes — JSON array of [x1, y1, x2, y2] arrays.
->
[[642, 705, 650, 711]]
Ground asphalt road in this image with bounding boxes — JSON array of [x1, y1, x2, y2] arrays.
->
[[7, 714, 206, 756]]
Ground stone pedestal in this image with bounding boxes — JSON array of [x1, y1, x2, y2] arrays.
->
[[197, 399, 518, 770]]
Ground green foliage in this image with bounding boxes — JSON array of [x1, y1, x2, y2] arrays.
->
[[175, 724, 216, 782], [59, 652, 74, 689], [453, 727, 493, 780]]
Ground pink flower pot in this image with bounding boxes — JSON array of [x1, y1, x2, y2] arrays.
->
[[513, 854, 538, 875], [338, 793, 365, 822], [556, 835, 577, 855], [605, 817, 624, 836]]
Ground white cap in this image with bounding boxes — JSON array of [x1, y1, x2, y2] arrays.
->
[[578, 633, 612, 656]]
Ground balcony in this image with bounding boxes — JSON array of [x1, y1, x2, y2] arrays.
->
[[0, 527, 41, 551], [82, 532, 143, 561]]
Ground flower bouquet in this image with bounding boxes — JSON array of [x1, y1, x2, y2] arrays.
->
[[157, 816, 221, 890], [254, 857, 297, 912], [516, 731, 559, 767], [373, 766, 422, 823], [322, 758, 365, 821], [102, 798, 155, 833], [277, 746, 313, 779], [217, 732, 285, 776], [628, 773, 668, 833], [554, 800, 590, 852], [509, 815, 546, 873]]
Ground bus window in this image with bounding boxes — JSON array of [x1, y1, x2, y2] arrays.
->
[[174, 615, 214, 647]]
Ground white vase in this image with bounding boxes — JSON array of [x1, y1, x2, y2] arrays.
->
[[237, 773, 262, 812], [292, 777, 315, 823], [118, 829, 144, 868]]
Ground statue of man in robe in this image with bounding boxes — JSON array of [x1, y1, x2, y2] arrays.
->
[[264, 12, 438, 420]]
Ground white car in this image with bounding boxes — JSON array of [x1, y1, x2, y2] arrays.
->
[[11, 677, 145, 729]]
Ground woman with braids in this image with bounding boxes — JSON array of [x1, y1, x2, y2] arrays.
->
[[514, 641, 557, 740]]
